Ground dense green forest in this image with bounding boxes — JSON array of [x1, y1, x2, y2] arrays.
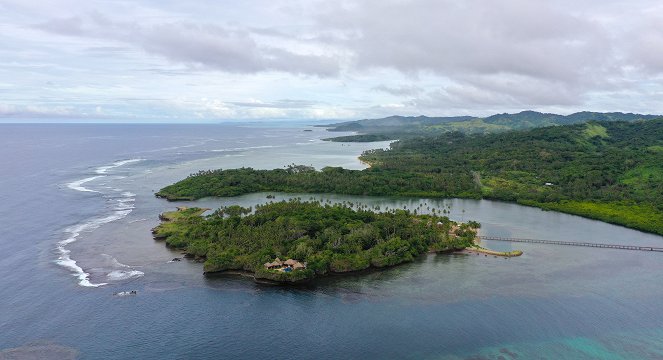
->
[[323, 111, 660, 141], [324, 134, 398, 142], [152, 201, 474, 282], [158, 119, 663, 236]]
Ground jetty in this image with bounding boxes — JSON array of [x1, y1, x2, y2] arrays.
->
[[478, 236, 663, 252]]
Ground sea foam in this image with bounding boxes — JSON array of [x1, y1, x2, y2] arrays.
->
[[58, 159, 143, 287], [95, 159, 144, 174], [99, 254, 145, 281], [56, 210, 133, 287], [106, 270, 145, 281], [210, 145, 279, 152], [66, 176, 104, 193]]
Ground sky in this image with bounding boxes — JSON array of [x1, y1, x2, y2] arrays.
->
[[1, 0, 663, 122]]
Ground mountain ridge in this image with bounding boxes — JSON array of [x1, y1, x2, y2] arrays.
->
[[321, 110, 661, 141]]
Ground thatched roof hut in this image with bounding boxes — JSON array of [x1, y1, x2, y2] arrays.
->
[[448, 225, 459, 235], [284, 259, 298, 266], [264, 262, 272, 268], [273, 257, 284, 266], [293, 262, 305, 270]]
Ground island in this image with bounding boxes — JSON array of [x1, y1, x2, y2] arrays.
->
[[151, 200, 494, 283]]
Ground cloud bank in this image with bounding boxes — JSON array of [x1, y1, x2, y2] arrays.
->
[[1, 0, 662, 120]]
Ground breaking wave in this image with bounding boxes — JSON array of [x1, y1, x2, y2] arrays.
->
[[210, 145, 279, 152], [66, 176, 104, 193], [95, 159, 144, 174], [57, 159, 143, 287]]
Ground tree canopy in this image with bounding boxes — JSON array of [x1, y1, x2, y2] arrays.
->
[[157, 119, 663, 235], [153, 200, 473, 282]]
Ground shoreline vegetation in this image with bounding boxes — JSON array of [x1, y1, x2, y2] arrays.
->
[[466, 233, 523, 257], [151, 201, 484, 283], [157, 119, 663, 236], [462, 248, 523, 257]]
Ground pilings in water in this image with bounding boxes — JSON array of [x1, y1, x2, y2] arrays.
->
[[478, 236, 663, 252]]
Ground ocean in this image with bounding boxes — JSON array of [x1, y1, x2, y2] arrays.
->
[[2, 123, 663, 359]]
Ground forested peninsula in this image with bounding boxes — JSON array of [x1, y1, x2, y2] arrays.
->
[[157, 119, 663, 236], [152, 201, 479, 282]]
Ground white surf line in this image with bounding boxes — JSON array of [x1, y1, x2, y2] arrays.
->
[[210, 145, 280, 152], [66, 176, 105, 193], [56, 208, 135, 287], [139, 139, 215, 154], [95, 158, 144, 174], [58, 160, 143, 287]]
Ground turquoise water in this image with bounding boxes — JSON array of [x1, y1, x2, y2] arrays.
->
[[2, 123, 663, 359]]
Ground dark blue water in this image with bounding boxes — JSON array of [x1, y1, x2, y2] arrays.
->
[[2, 124, 663, 359]]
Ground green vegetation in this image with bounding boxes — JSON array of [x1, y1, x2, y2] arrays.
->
[[152, 200, 476, 282], [322, 111, 659, 142], [523, 200, 663, 234], [427, 118, 511, 134], [157, 165, 477, 201], [324, 134, 398, 142], [466, 247, 523, 257], [583, 123, 609, 139], [158, 119, 663, 236]]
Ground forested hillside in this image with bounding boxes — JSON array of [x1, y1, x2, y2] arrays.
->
[[323, 111, 660, 141], [158, 119, 663, 235]]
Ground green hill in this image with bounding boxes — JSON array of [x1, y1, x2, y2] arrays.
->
[[322, 111, 660, 141], [159, 119, 663, 236]]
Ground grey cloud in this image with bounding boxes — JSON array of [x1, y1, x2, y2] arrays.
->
[[623, 12, 663, 74], [84, 46, 134, 55], [408, 76, 582, 114], [313, 0, 653, 108], [372, 84, 423, 96], [118, 97, 170, 102], [34, 16, 86, 36], [134, 68, 194, 76], [35, 14, 340, 77], [230, 99, 320, 109], [8, 0, 663, 120], [456, 74, 583, 106], [0, 104, 99, 118], [318, 0, 610, 80]]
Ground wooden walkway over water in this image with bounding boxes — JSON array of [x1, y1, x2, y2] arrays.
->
[[478, 236, 663, 252]]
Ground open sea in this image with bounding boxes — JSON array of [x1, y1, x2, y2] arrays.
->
[[2, 123, 663, 359]]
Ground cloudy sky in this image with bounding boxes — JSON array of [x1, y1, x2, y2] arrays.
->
[[1, 0, 663, 122]]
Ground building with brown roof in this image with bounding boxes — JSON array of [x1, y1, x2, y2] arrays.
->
[[284, 259, 298, 266]]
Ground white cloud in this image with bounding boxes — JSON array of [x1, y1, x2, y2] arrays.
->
[[35, 13, 341, 77], [1, 0, 663, 121]]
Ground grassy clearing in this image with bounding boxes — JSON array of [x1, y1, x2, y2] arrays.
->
[[160, 207, 209, 221], [153, 207, 209, 242], [621, 166, 663, 185], [427, 118, 511, 134], [583, 123, 609, 139]]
